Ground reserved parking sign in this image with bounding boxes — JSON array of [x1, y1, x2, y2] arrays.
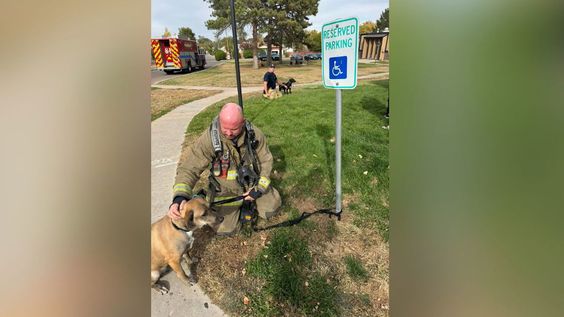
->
[[322, 17, 359, 89]]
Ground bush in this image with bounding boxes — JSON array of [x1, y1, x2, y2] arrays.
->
[[243, 49, 253, 58], [214, 50, 227, 61]]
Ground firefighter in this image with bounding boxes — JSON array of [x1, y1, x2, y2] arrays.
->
[[168, 102, 281, 235], [262, 64, 286, 99]]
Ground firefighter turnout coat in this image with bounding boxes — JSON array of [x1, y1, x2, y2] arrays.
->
[[172, 118, 281, 229]]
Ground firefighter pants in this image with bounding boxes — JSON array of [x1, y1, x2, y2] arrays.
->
[[213, 186, 281, 235]]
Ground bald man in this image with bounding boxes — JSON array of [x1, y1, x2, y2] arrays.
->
[[168, 103, 281, 235]]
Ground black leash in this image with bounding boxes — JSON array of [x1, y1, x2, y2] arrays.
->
[[205, 190, 342, 232], [211, 195, 246, 206], [252, 208, 342, 232]]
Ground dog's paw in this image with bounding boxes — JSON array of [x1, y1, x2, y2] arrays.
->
[[187, 273, 198, 285], [153, 282, 170, 295]]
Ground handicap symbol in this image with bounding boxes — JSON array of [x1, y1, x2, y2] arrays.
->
[[329, 56, 347, 79], [332, 60, 343, 77]]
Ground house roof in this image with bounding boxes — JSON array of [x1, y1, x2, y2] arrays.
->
[[360, 33, 388, 39]]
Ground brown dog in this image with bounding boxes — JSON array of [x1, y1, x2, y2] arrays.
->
[[151, 197, 223, 294]]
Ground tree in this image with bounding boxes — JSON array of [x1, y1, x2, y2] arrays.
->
[[359, 21, 377, 34], [260, 0, 319, 64], [223, 36, 233, 56], [178, 27, 196, 40], [205, 0, 264, 69], [205, 0, 319, 68], [162, 27, 171, 38], [303, 30, 321, 52], [197, 36, 214, 54], [376, 8, 389, 32]]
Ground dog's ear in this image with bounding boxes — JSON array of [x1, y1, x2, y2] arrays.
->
[[179, 200, 191, 218], [185, 209, 198, 231]]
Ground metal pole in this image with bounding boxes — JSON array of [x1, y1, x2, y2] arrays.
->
[[229, 0, 243, 109], [336, 89, 342, 214]]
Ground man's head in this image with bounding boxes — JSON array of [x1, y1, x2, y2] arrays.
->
[[219, 103, 245, 140], [268, 64, 275, 73]]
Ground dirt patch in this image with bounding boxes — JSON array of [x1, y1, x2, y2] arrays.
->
[[151, 88, 222, 120], [194, 228, 272, 314], [342, 192, 362, 209], [191, 207, 389, 317], [311, 212, 390, 317]]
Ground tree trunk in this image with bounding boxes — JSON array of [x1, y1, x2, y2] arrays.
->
[[252, 22, 258, 69], [279, 39, 283, 63], [266, 36, 272, 65]]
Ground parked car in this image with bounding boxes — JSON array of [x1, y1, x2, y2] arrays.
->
[[259, 52, 280, 61], [315, 53, 322, 59], [290, 54, 304, 64], [304, 53, 319, 61]]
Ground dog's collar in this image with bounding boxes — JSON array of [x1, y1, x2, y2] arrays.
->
[[171, 219, 191, 233]]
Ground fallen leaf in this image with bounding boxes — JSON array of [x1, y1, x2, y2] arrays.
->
[[243, 296, 250, 305]]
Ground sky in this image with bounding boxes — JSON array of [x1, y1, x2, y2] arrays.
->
[[151, 0, 389, 40]]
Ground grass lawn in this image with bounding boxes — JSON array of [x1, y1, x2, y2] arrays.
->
[[151, 88, 222, 121], [159, 59, 388, 88], [181, 80, 389, 316]]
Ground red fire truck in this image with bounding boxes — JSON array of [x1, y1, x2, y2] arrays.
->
[[151, 37, 206, 74]]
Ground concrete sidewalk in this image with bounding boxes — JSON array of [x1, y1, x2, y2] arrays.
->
[[151, 91, 235, 317]]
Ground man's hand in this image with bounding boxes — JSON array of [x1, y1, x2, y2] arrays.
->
[[244, 188, 263, 201], [168, 196, 187, 220]]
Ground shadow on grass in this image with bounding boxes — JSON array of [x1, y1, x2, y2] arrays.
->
[[360, 95, 387, 118], [315, 124, 335, 187], [269, 144, 288, 208]]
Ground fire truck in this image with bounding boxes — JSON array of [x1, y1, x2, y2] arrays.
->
[[151, 37, 206, 74]]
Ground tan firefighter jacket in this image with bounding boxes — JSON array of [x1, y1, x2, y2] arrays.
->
[[172, 118, 273, 200]]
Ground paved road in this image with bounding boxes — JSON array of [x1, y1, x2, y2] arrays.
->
[[151, 54, 222, 84]]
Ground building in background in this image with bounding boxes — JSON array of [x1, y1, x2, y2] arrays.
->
[[359, 28, 389, 61]]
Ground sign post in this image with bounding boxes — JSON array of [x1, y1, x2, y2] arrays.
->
[[322, 17, 359, 216]]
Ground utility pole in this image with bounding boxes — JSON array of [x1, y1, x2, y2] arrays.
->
[[229, 0, 243, 109]]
